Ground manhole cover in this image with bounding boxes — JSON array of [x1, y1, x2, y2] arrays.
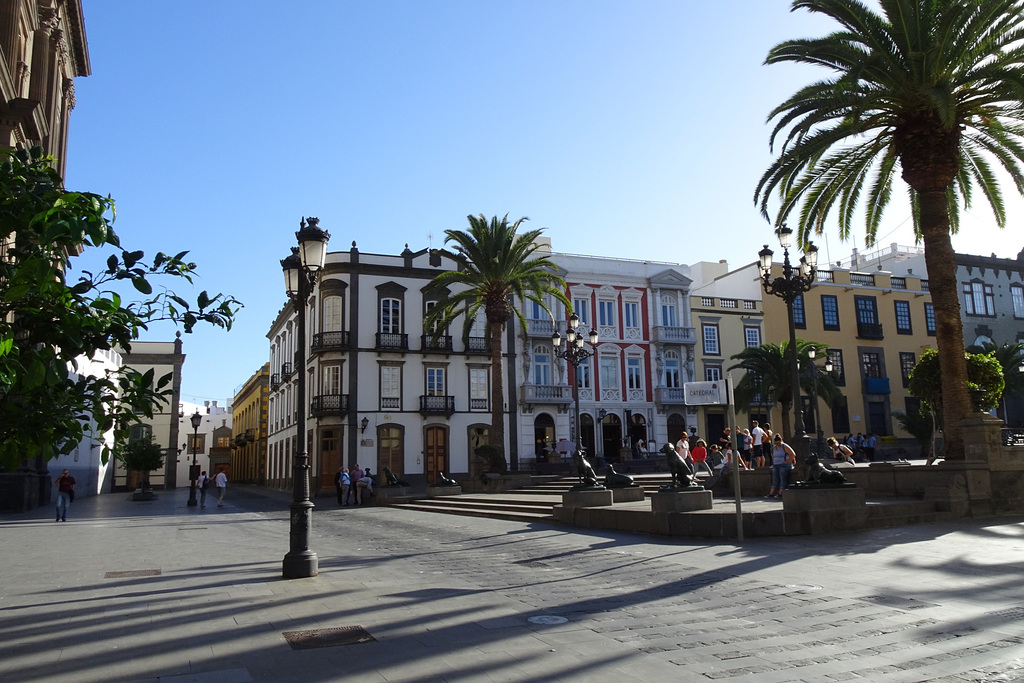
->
[[859, 595, 936, 610], [282, 626, 375, 650], [528, 615, 568, 625], [104, 569, 161, 578]]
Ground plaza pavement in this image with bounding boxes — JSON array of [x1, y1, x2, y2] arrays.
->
[[2, 484, 1024, 683]]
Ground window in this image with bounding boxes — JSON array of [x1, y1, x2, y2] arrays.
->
[[598, 300, 615, 327], [323, 295, 343, 332], [821, 295, 840, 330], [831, 396, 851, 434], [626, 357, 643, 390], [577, 356, 592, 389], [827, 348, 846, 386], [533, 345, 551, 385], [129, 423, 152, 444], [380, 298, 401, 334], [599, 356, 619, 389], [793, 294, 806, 328], [924, 303, 936, 336], [861, 351, 882, 379], [744, 326, 761, 348], [854, 295, 881, 337], [216, 434, 230, 448], [424, 299, 440, 333], [469, 368, 488, 410], [1013, 285, 1024, 319], [189, 433, 206, 454], [321, 365, 341, 394], [702, 324, 720, 355], [624, 301, 640, 329], [963, 281, 995, 316], [573, 299, 590, 325], [380, 365, 401, 408], [899, 352, 916, 388], [426, 367, 446, 396], [663, 350, 681, 388], [662, 302, 677, 327], [705, 366, 722, 381], [894, 301, 912, 334]]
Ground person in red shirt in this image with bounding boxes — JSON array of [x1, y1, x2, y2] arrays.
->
[[55, 469, 75, 522], [691, 440, 713, 476]]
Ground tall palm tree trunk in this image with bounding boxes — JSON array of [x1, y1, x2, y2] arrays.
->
[[919, 189, 970, 459], [489, 320, 506, 463]]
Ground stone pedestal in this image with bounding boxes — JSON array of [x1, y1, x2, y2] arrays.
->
[[650, 489, 712, 513], [376, 486, 409, 503], [611, 486, 645, 503], [781, 485, 866, 534], [426, 485, 462, 497], [561, 488, 613, 508]]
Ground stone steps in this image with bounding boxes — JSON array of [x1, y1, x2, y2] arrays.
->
[[865, 499, 950, 529]]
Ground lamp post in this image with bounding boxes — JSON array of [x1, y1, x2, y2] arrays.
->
[[186, 409, 202, 507], [280, 216, 330, 580], [759, 225, 818, 459], [551, 312, 599, 458], [805, 348, 831, 457]]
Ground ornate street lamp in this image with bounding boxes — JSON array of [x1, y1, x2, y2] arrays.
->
[[281, 216, 330, 580], [551, 312, 599, 458], [759, 224, 818, 459], [186, 409, 203, 507]]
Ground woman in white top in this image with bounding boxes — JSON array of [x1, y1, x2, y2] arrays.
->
[[766, 434, 796, 499], [675, 435, 691, 464]]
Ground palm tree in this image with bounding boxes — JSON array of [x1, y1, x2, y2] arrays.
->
[[729, 339, 841, 441], [755, 0, 1024, 459], [893, 408, 935, 461], [424, 214, 569, 469]]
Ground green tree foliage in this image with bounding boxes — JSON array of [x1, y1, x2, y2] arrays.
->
[[115, 437, 165, 480], [966, 341, 1024, 421], [424, 214, 569, 464], [755, 0, 1024, 458], [909, 349, 1005, 422], [0, 148, 241, 470], [729, 339, 840, 441], [892, 408, 935, 460]]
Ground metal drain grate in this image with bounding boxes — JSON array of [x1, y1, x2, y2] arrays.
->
[[859, 594, 936, 610], [282, 626, 375, 650], [104, 569, 161, 579]]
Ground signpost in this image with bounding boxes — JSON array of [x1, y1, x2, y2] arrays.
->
[[684, 378, 744, 541]]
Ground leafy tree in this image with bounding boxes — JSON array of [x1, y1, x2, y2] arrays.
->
[[966, 340, 1024, 423], [729, 339, 841, 441], [0, 148, 241, 471], [892, 408, 935, 461], [755, 0, 1024, 459], [424, 214, 569, 468], [116, 437, 165, 489], [909, 349, 1005, 428]]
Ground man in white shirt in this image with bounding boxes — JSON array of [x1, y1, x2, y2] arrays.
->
[[750, 421, 766, 469], [214, 468, 228, 507]]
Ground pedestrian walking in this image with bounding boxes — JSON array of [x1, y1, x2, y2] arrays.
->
[[766, 434, 796, 499], [54, 469, 75, 522], [335, 467, 351, 506], [350, 464, 365, 504], [197, 470, 210, 508], [214, 468, 228, 507]]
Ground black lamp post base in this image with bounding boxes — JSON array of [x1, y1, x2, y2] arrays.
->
[[791, 431, 812, 460], [187, 483, 198, 507], [282, 551, 318, 579]]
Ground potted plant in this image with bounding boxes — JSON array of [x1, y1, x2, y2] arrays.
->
[[116, 437, 165, 500]]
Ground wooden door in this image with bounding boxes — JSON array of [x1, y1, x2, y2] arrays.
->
[[424, 425, 448, 484], [378, 425, 403, 479]]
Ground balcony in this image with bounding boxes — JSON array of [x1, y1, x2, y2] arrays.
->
[[521, 383, 573, 405], [816, 270, 835, 283], [421, 334, 453, 352], [465, 336, 490, 354], [654, 387, 686, 405], [652, 326, 697, 344], [376, 332, 409, 351], [863, 377, 890, 395], [850, 272, 875, 286], [856, 322, 884, 339], [525, 318, 555, 337], [280, 362, 293, 379], [469, 397, 488, 411], [270, 373, 281, 389], [311, 331, 350, 353], [419, 395, 455, 416], [310, 393, 351, 417], [890, 276, 907, 290]]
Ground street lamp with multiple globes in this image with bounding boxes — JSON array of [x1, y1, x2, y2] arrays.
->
[[280, 216, 330, 580], [758, 225, 818, 459], [551, 312, 599, 457], [186, 409, 203, 507]]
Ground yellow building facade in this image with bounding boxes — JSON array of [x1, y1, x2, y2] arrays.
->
[[232, 363, 269, 484]]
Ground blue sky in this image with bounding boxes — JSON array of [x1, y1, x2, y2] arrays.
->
[[66, 1, 1024, 406]]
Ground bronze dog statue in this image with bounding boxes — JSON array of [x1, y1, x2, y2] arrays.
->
[[383, 467, 410, 487]]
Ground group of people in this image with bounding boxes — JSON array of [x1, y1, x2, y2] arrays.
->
[[334, 465, 375, 506], [196, 468, 228, 508]]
